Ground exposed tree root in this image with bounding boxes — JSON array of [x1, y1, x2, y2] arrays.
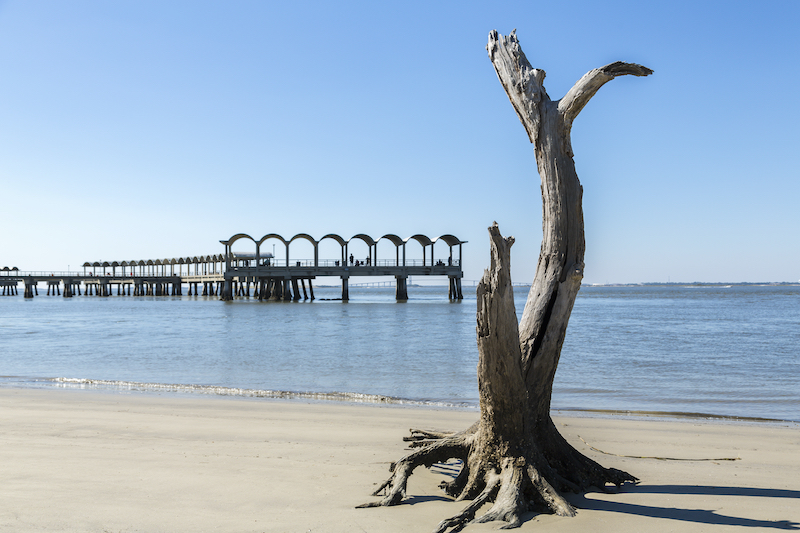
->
[[405, 422, 480, 448], [538, 416, 638, 492], [433, 471, 499, 533], [357, 433, 472, 508], [359, 422, 638, 532], [404, 429, 455, 441]]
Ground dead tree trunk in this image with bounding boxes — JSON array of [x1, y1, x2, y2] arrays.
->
[[358, 30, 652, 532]]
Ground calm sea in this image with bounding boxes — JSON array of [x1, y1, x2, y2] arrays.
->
[[1, 283, 798, 422]]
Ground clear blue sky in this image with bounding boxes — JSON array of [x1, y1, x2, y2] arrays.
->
[[1, 0, 798, 284]]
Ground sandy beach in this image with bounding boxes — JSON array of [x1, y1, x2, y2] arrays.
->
[[1, 388, 798, 533]]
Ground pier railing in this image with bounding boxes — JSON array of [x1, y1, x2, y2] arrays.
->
[[232, 258, 460, 268], [1, 271, 88, 277]]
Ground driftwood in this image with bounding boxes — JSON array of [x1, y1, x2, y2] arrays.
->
[[358, 30, 652, 532]]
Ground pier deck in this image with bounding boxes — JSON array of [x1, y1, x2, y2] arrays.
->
[[2, 231, 466, 301]]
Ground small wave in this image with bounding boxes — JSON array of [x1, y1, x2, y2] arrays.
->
[[48, 377, 476, 409]]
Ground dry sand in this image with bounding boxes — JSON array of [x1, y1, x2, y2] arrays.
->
[[1, 388, 798, 532]]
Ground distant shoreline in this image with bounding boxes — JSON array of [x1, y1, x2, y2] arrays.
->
[[412, 281, 800, 288], [583, 281, 800, 287]]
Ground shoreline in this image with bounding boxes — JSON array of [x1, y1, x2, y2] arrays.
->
[[2, 387, 798, 532], [3, 377, 798, 427]]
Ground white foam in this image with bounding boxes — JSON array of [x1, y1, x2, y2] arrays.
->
[[48, 377, 476, 409]]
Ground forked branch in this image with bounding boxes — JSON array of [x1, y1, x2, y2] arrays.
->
[[559, 61, 653, 127]]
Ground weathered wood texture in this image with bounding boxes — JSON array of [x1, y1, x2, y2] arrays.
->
[[359, 30, 652, 533], [488, 30, 652, 422], [475, 226, 526, 440]]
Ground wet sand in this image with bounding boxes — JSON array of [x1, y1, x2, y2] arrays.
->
[[1, 388, 798, 532]]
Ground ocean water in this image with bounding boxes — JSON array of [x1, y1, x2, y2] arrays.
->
[[1, 283, 798, 422]]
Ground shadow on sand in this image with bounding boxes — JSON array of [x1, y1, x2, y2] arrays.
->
[[424, 463, 799, 530], [564, 484, 800, 530]]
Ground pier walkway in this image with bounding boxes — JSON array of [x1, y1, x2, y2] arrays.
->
[[1, 232, 465, 301]]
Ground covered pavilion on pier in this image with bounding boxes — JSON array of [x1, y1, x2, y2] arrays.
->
[[218, 232, 465, 301]]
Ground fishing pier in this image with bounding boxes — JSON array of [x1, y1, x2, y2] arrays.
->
[[2, 232, 465, 301]]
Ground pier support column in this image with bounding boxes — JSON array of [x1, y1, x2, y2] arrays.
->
[[308, 279, 315, 300], [395, 275, 408, 301], [271, 279, 283, 300], [341, 276, 349, 301], [263, 279, 270, 300], [221, 278, 233, 301], [283, 279, 293, 301], [291, 279, 301, 301], [300, 279, 308, 300], [23, 280, 35, 299]]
